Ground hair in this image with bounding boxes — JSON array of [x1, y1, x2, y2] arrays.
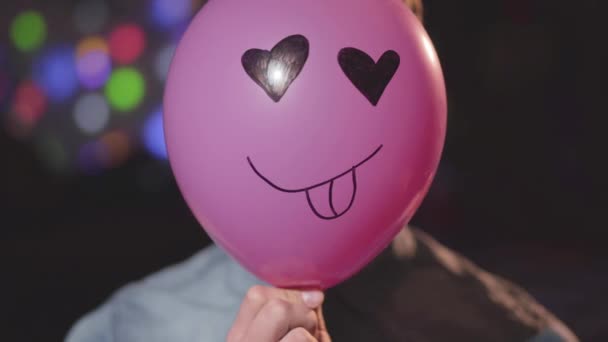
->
[[403, 0, 424, 22]]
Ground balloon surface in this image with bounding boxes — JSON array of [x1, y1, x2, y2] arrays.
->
[[164, 0, 447, 289]]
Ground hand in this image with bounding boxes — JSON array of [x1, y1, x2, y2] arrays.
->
[[227, 285, 332, 342]]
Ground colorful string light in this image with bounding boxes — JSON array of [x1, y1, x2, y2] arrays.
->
[[11, 80, 47, 126], [76, 51, 112, 90], [78, 130, 132, 173], [76, 36, 109, 57], [170, 22, 190, 43], [73, 0, 109, 34], [73, 93, 110, 135], [3, 2, 201, 174], [99, 130, 131, 168], [10, 11, 47, 52], [143, 108, 168, 160], [150, 0, 192, 30], [155, 44, 176, 81], [78, 140, 107, 174], [76, 37, 111, 89], [33, 45, 79, 102], [108, 24, 146, 65], [105, 68, 146, 112]]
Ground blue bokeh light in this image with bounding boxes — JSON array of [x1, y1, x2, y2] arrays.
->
[[170, 21, 190, 43], [143, 108, 168, 160], [33, 45, 79, 102], [78, 140, 107, 175], [150, 0, 191, 30]]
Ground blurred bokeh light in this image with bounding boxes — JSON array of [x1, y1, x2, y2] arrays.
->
[[105, 67, 146, 112], [1, 0, 202, 174], [150, 0, 192, 30], [11, 80, 47, 130], [33, 45, 79, 102], [73, 93, 110, 135], [76, 36, 111, 89], [10, 11, 47, 52], [108, 24, 146, 65], [73, 0, 109, 35], [155, 44, 176, 81], [143, 108, 168, 160]]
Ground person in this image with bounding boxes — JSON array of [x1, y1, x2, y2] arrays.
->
[[65, 1, 579, 341]]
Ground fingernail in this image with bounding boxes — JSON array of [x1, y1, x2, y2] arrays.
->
[[302, 291, 324, 308]]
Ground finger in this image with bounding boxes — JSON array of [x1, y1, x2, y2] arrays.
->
[[301, 291, 325, 309], [227, 286, 322, 341], [280, 327, 318, 342], [245, 297, 318, 341]]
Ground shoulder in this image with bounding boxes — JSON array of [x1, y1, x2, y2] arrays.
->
[[413, 230, 578, 342], [325, 227, 578, 342], [65, 246, 263, 342], [410, 228, 579, 342]]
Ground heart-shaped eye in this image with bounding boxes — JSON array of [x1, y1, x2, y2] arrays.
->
[[242, 35, 309, 102], [338, 48, 400, 106]]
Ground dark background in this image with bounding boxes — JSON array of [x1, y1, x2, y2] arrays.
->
[[1, 0, 607, 341]]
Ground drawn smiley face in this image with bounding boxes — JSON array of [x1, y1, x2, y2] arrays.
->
[[243, 34, 399, 220]]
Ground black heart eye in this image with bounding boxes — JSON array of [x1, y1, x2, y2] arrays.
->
[[338, 48, 400, 106], [242, 35, 309, 102]]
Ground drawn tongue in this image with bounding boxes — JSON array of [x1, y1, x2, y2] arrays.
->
[[305, 169, 356, 220]]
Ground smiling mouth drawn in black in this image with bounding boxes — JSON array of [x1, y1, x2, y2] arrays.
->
[[247, 145, 383, 220]]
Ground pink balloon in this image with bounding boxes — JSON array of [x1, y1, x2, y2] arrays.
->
[[164, 0, 447, 289]]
